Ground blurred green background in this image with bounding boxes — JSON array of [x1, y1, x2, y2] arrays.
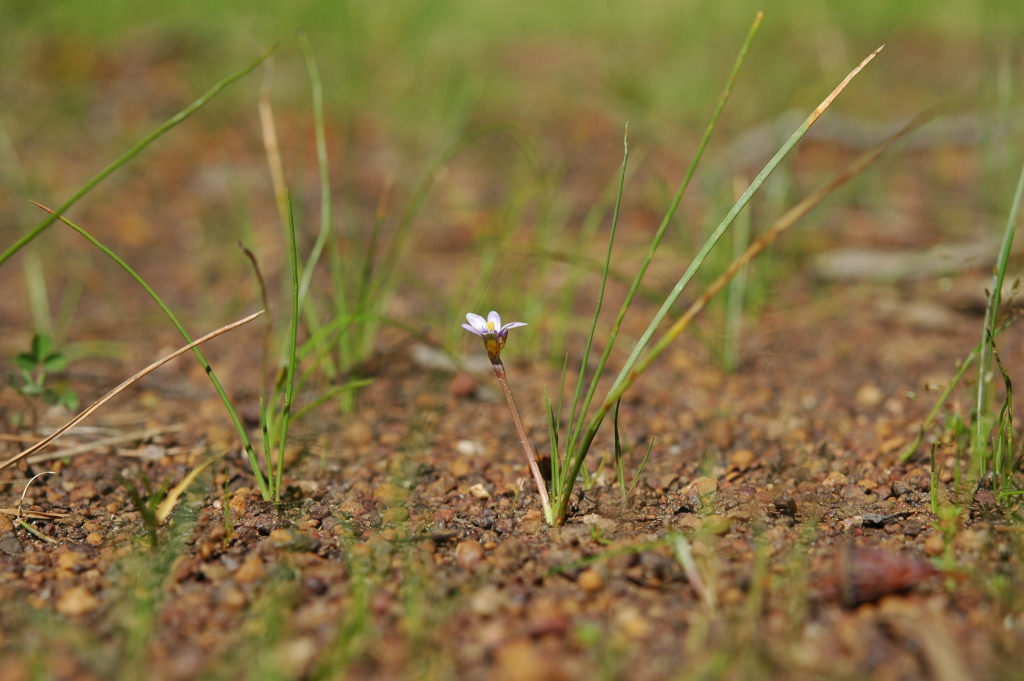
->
[[1, 0, 1023, 363], [3, 0, 1022, 144]]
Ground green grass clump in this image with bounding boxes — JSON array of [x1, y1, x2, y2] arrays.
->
[[539, 22, 932, 526]]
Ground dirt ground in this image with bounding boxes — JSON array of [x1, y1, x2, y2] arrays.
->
[[1, 48, 1024, 681]]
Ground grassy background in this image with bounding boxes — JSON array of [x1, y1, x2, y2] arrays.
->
[[1, 0, 1023, 367], [3, 0, 1022, 143]]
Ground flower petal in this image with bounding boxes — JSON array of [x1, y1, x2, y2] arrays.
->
[[487, 311, 502, 330], [465, 313, 489, 334], [500, 322, 528, 333], [462, 323, 485, 336]]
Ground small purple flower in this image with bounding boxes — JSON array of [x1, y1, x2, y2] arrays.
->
[[462, 311, 527, 363]]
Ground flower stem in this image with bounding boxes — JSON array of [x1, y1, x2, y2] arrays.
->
[[492, 360, 552, 522]]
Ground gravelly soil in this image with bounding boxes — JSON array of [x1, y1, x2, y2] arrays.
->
[[1, 45, 1023, 681], [0, 266, 1022, 680]]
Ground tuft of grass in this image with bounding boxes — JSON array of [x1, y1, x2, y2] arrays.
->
[[33, 204, 282, 500], [973, 155, 1024, 494], [1, 53, 286, 499], [542, 20, 928, 525]]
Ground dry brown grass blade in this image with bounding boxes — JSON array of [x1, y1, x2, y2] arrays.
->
[[259, 59, 289, 231], [0, 310, 264, 472], [155, 456, 216, 523], [25, 424, 187, 465], [0, 508, 65, 520]]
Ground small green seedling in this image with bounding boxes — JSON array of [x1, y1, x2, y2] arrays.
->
[[118, 472, 172, 548], [611, 400, 654, 508], [9, 334, 79, 415]]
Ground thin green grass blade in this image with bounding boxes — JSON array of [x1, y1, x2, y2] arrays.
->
[[353, 185, 390, 364], [38, 205, 270, 499], [545, 390, 560, 493], [900, 344, 979, 462], [552, 13, 766, 515], [974, 155, 1024, 468], [609, 94, 925, 416], [626, 437, 656, 500], [566, 124, 629, 452], [993, 345, 1014, 494], [0, 48, 274, 269], [607, 44, 883, 404], [566, 10, 763, 462], [238, 242, 273, 399], [613, 400, 626, 500], [261, 398, 273, 483], [550, 147, 648, 354], [555, 352, 568, 482], [291, 380, 373, 423], [553, 65, 922, 524], [296, 32, 333, 312], [275, 192, 301, 501], [591, 11, 764, 405]]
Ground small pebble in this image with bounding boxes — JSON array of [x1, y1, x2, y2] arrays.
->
[[856, 383, 884, 408], [56, 587, 99, 616], [268, 528, 294, 547], [234, 556, 265, 584], [704, 514, 731, 536], [455, 540, 485, 570], [382, 507, 410, 523], [709, 420, 734, 449], [469, 585, 503, 616], [773, 493, 799, 517], [613, 606, 650, 638], [0, 536, 22, 552], [468, 483, 491, 499], [229, 494, 248, 516], [85, 533, 104, 547], [0, 515, 13, 535], [450, 458, 473, 478], [55, 552, 83, 570], [924, 535, 945, 556], [822, 471, 848, 490], [220, 586, 246, 608], [686, 477, 719, 498], [449, 372, 478, 398], [495, 640, 543, 681], [456, 440, 486, 457], [343, 421, 374, 446], [729, 449, 755, 471], [890, 480, 911, 498], [677, 516, 704, 532], [519, 509, 544, 535], [903, 521, 923, 537], [577, 568, 604, 593]]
